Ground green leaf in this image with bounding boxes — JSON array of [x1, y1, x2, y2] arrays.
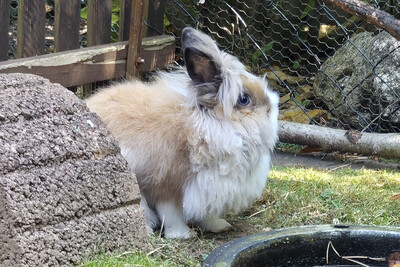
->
[[251, 41, 274, 65], [112, 0, 120, 13], [80, 6, 88, 20], [112, 13, 119, 25], [293, 60, 300, 70], [164, 14, 171, 27], [300, 0, 315, 20]]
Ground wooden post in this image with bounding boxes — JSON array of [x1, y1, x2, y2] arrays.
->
[[17, 0, 46, 58], [120, 0, 149, 41], [87, 0, 113, 46], [142, 0, 149, 38], [54, 0, 81, 52], [86, 0, 112, 94], [126, 0, 145, 79], [119, 0, 132, 41], [0, 0, 10, 61], [146, 0, 166, 37]]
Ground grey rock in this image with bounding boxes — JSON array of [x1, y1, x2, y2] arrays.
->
[[0, 73, 147, 266], [313, 31, 400, 131]]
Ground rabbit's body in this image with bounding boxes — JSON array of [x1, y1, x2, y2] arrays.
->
[[86, 28, 279, 238]]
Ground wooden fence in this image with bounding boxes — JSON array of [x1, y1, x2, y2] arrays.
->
[[0, 0, 175, 87]]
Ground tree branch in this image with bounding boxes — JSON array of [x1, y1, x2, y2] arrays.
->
[[279, 121, 400, 159], [322, 0, 400, 40]]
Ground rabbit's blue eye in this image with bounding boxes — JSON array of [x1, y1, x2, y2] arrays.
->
[[237, 94, 251, 106]]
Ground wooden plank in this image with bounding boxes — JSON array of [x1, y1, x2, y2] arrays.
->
[[126, 0, 145, 79], [0, 0, 10, 61], [146, 0, 166, 37], [54, 0, 81, 52], [139, 35, 175, 72], [17, 0, 46, 58], [119, 0, 132, 41], [87, 0, 113, 46], [0, 35, 175, 87]]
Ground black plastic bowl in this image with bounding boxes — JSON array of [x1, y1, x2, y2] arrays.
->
[[203, 225, 400, 267]]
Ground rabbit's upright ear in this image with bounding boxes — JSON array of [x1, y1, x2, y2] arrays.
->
[[184, 48, 219, 84], [182, 27, 221, 85]]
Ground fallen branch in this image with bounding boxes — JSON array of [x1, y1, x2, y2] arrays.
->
[[322, 0, 400, 40], [278, 121, 400, 159]]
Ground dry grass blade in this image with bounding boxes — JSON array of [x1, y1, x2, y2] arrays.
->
[[248, 204, 273, 218], [147, 244, 168, 256], [159, 215, 165, 239], [326, 241, 385, 267], [326, 241, 341, 264], [343, 255, 386, 261], [341, 257, 370, 267], [116, 251, 138, 258], [390, 194, 400, 201], [327, 163, 351, 173]]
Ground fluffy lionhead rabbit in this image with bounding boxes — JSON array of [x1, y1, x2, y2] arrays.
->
[[86, 27, 279, 239]]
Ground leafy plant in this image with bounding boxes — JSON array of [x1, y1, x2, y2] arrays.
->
[[80, 0, 120, 25], [251, 41, 274, 65], [300, 0, 316, 20], [292, 60, 301, 70], [80, 0, 121, 41]]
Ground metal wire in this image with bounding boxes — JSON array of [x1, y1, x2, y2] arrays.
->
[[163, 0, 400, 133], [6, 0, 400, 133]]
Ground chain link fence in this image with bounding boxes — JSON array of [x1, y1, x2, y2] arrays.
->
[[163, 0, 400, 133], [6, 0, 400, 133]]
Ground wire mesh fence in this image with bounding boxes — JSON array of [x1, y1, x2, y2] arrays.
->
[[162, 0, 400, 133], [6, 0, 400, 134]]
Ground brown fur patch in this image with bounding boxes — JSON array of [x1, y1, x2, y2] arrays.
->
[[86, 80, 192, 208], [241, 77, 270, 107]]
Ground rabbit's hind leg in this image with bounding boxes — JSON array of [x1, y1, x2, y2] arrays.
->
[[141, 196, 160, 235], [156, 200, 192, 239], [197, 216, 232, 233]]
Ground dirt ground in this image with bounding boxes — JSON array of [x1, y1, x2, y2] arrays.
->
[[272, 150, 400, 171]]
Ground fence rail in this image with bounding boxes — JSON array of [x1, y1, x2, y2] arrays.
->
[[0, 35, 175, 87], [0, 0, 175, 86]]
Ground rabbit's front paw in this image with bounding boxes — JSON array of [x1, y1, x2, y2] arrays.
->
[[198, 217, 232, 233], [156, 200, 192, 239], [164, 225, 192, 239]]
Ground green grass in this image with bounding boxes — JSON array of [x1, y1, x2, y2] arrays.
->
[[80, 166, 400, 267], [82, 252, 168, 267], [260, 167, 400, 227]]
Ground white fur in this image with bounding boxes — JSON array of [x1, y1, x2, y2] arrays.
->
[[156, 200, 192, 239], [141, 195, 160, 234], [197, 216, 232, 233], [183, 151, 272, 222], [86, 28, 279, 238]]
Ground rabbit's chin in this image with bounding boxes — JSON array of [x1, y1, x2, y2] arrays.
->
[[182, 152, 272, 223]]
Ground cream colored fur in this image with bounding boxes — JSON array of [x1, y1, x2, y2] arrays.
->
[[86, 27, 279, 239]]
